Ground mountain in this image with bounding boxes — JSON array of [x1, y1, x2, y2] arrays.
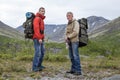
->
[[87, 16, 109, 33], [17, 24, 66, 42], [17, 25, 24, 33], [89, 17, 120, 38], [87, 17, 120, 57], [16, 16, 109, 42], [45, 24, 66, 42], [0, 21, 24, 39]]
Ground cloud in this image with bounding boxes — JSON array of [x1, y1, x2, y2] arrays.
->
[[0, 0, 120, 28]]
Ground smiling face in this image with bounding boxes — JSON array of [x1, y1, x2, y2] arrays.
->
[[66, 12, 73, 21]]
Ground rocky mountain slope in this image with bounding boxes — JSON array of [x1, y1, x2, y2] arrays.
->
[[17, 16, 109, 42], [0, 21, 24, 40], [87, 16, 109, 33], [89, 17, 120, 38]]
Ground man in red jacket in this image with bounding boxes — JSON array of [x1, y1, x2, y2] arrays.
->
[[32, 7, 46, 72]]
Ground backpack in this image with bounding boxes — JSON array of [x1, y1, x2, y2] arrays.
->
[[78, 18, 88, 47], [23, 12, 35, 39]]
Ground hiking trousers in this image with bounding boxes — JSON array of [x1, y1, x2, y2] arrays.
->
[[32, 39, 45, 71], [68, 41, 82, 73]]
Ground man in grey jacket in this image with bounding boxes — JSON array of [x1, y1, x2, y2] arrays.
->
[[65, 12, 82, 75]]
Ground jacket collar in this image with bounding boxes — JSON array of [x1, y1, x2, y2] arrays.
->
[[36, 13, 45, 20], [68, 19, 76, 24]]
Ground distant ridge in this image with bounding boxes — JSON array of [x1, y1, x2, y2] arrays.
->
[[16, 16, 117, 42], [0, 21, 24, 39], [89, 17, 120, 38]]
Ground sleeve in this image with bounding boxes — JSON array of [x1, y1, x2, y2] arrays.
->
[[65, 27, 68, 39], [33, 17, 42, 40], [68, 21, 79, 39]]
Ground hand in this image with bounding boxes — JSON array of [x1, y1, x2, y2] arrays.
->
[[65, 37, 68, 42], [39, 39, 42, 43], [65, 37, 70, 43]]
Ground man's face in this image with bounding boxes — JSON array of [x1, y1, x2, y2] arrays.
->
[[39, 9, 45, 16], [66, 13, 73, 21]]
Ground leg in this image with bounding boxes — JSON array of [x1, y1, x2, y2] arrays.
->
[[72, 42, 82, 74], [38, 42, 45, 67], [68, 43, 76, 72], [32, 39, 41, 71]]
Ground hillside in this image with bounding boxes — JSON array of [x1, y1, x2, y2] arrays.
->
[[45, 24, 66, 42], [0, 21, 24, 40], [80, 16, 120, 57], [17, 16, 109, 42], [87, 16, 109, 33], [0, 34, 120, 80], [0, 17, 120, 80], [89, 17, 120, 38]]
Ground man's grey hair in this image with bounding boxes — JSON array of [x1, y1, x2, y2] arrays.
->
[[66, 12, 73, 16]]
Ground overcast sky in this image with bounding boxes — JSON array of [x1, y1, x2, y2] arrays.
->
[[0, 0, 120, 28]]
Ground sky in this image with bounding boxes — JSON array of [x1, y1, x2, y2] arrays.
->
[[0, 0, 120, 28]]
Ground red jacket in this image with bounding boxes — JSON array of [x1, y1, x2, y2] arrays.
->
[[33, 13, 45, 40]]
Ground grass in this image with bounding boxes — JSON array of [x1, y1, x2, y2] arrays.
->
[[0, 56, 120, 79], [44, 53, 68, 62], [0, 32, 120, 79], [80, 30, 120, 57]]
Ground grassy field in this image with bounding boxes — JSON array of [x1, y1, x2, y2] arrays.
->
[[0, 53, 120, 79], [0, 32, 120, 79]]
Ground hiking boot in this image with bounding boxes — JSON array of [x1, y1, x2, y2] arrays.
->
[[33, 68, 42, 72], [73, 72, 82, 75], [66, 71, 75, 74], [39, 65, 46, 69]]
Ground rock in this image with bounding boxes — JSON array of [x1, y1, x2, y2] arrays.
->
[[46, 48, 62, 54], [41, 77, 70, 80], [105, 50, 112, 55], [102, 75, 120, 80], [96, 55, 105, 59], [80, 55, 89, 58], [24, 77, 34, 80], [40, 77, 51, 80], [2, 73, 12, 79]]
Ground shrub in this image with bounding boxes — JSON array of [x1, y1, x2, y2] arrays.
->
[[0, 54, 13, 59], [44, 53, 68, 62], [15, 53, 33, 61]]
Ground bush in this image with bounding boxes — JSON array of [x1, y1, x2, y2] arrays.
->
[[44, 53, 68, 62], [0, 54, 13, 59], [98, 58, 119, 69], [15, 53, 33, 61], [9, 64, 26, 72]]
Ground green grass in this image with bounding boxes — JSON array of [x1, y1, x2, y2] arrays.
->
[[80, 30, 120, 57], [0, 56, 120, 79], [0, 32, 120, 79], [44, 53, 68, 62]]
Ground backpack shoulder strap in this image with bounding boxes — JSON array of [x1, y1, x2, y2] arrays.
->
[[73, 20, 80, 30], [73, 20, 76, 28]]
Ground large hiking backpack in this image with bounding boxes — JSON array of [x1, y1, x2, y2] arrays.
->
[[78, 18, 88, 47], [23, 12, 35, 39]]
